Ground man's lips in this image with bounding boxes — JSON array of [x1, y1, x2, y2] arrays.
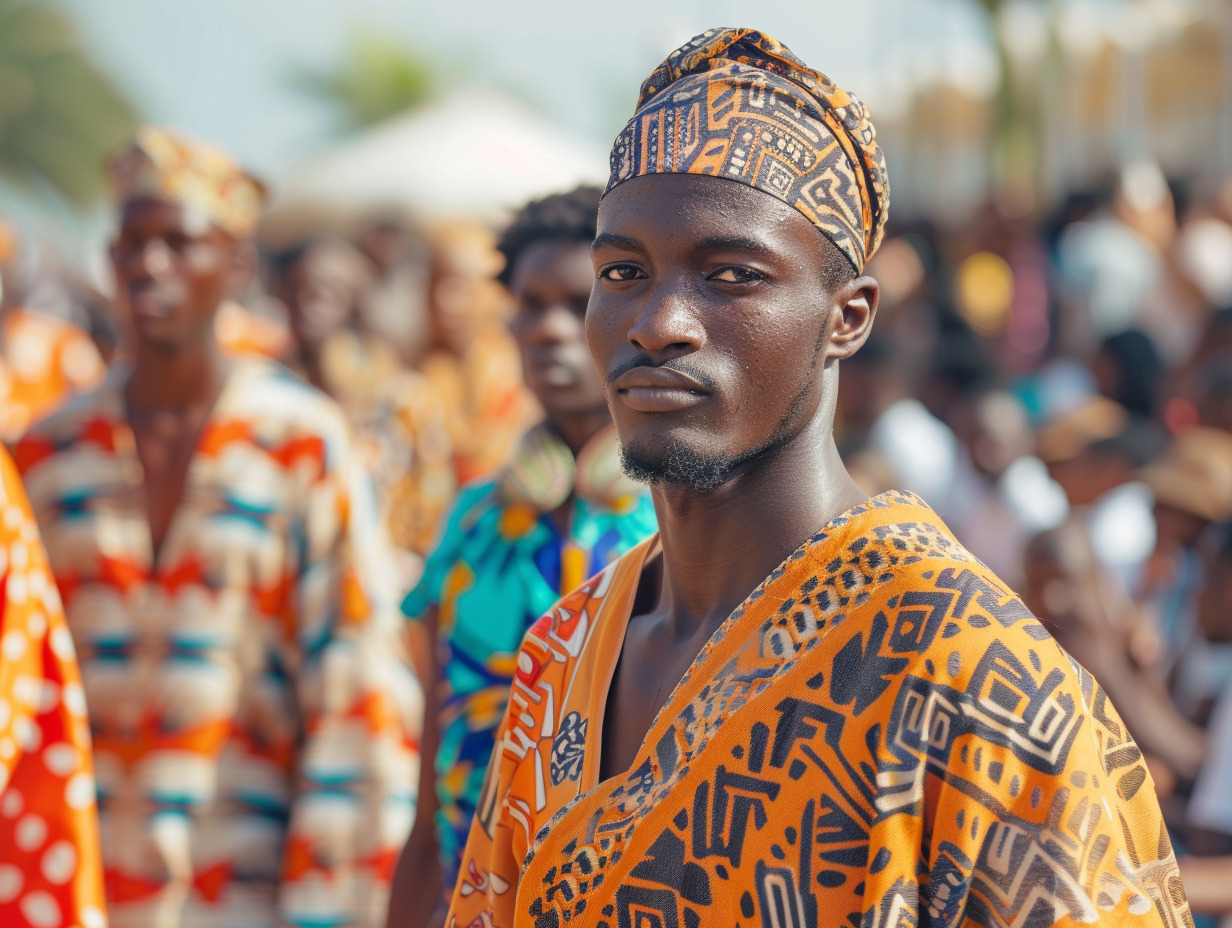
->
[[611, 365, 709, 413], [126, 283, 179, 319]]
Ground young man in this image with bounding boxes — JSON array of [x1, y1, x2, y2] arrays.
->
[[388, 188, 656, 927], [448, 30, 1190, 928], [15, 128, 422, 928]]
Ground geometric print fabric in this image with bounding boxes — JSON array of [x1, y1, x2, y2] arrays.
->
[[449, 491, 1191, 928]]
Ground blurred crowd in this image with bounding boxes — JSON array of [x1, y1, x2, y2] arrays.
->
[[1, 126, 1232, 926], [841, 161, 1232, 918]]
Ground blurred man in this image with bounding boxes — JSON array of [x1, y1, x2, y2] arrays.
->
[[388, 188, 656, 927], [450, 29, 1189, 928], [0, 445, 107, 928], [273, 237, 455, 567], [418, 222, 538, 486], [15, 128, 421, 928]]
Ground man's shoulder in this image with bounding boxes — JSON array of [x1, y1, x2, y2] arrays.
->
[[223, 358, 353, 448], [14, 375, 121, 472], [517, 542, 649, 679]]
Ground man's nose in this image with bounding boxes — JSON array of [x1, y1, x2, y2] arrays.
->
[[626, 282, 703, 356], [528, 303, 582, 344], [125, 239, 173, 279]]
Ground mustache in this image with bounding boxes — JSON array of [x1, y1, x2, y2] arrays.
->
[[607, 354, 718, 391]]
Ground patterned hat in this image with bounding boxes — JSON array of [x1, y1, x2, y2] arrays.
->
[[606, 28, 890, 272], [108, 127, 266, 239]]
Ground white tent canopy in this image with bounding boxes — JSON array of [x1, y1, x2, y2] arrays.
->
[[262, 91, 610, 242]]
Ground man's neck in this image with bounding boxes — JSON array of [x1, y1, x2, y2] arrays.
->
[[125, 335, 230, 411], [552, 407, 612, 457], [648, 414, 868, 642]]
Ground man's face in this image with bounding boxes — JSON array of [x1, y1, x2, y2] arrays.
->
[[588, 174, 857, 491], [110, 197, 239, 351], [509, 240, 607, 419], [281, 245, 370, 353]]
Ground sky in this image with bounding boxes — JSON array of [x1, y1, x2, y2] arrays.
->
[[56, 0, 993, 177]]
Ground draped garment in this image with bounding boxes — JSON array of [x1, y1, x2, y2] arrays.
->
[[448, 491, 1190, 928]]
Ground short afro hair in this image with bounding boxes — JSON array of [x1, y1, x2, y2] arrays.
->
[[496, 185, 602, 287]]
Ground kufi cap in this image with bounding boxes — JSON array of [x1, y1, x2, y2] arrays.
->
[[109, 127, 265, 239], [606, 27, 890, 272]]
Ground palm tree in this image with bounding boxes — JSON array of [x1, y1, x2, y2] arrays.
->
[[290, 28, 438, 133], [0, 0, 138, 207]]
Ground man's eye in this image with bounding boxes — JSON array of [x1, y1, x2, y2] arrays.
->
[[599, 264, 646, 282], [709, 267, 764, 283]]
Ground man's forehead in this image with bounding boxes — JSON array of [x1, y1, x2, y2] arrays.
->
[[596, 174, 827, 253], [119, 196, 219, 239]]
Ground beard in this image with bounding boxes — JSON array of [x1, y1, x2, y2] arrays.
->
[[619, 437, 744, 493]]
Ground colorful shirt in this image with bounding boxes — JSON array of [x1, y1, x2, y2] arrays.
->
[[0, 308, 105, 442], [0, 445, 107, 928], [450, 491, 1191, 928], [404, 435, 656, 893], [15, 357, 422, 928]]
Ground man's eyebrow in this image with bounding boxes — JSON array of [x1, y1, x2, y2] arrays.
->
[[591, 232, 646, 254]]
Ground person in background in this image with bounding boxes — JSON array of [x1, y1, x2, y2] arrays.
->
[[0, 445, 107, 928], [418, 222, 538, 486], [387, 187, 657, 928], [273, 237, 455, 569], [945, 387, 1069, 587], [14, 128, 422, 928], [1139, 427, 1232, 716], [0, 220, 106, 443], [1022, 519, 1206, 789]]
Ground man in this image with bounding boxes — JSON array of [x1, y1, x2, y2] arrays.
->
[[418, 222, 538, 486], [388, 188, 656, 927], [272, 236, 455, 567], [15, 128, 421, 928], [0, 445, 106, 928], [449, 29, 1190, 928]]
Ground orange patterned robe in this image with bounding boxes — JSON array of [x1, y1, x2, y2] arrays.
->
[[449, 492, 1191, 928], [15, 358, 422, 928], [0, 446, 107, 928]]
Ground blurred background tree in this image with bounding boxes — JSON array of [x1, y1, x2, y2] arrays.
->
[[0, 0, 138, 208], [290, 29, 439, 132]]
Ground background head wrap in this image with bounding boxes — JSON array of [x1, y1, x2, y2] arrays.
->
[[606, 28, 890, 272], [108, 127, 266, 239]]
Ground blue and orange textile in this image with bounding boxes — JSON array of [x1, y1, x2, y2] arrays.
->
[[405, 424, 656, 895]]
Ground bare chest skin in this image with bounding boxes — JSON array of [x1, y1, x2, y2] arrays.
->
[[129, 404, 212, 560], [600, 557, 718, 781]]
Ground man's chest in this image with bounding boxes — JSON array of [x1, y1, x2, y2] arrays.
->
[[37, 438, 308, 621], [600, 619, 709, 782]]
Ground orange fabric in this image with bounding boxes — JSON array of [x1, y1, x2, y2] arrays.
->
[[0, 308, 105, 443], [449, 492, 1191, 928], [0, 446, 107, 928], [419, 327, 538, 488], [607, 27, 890, 272], [215, 300, 291, 360]]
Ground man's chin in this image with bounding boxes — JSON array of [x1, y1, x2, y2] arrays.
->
[[619, 438, 738, 494]]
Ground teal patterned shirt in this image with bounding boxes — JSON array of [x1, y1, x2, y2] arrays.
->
[[403, 477, 657, 892]]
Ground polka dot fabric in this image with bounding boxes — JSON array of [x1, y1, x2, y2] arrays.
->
[[0, 447, 106, 928]]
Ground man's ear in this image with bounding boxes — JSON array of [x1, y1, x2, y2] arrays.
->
[[827, 276, 879, 360]]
